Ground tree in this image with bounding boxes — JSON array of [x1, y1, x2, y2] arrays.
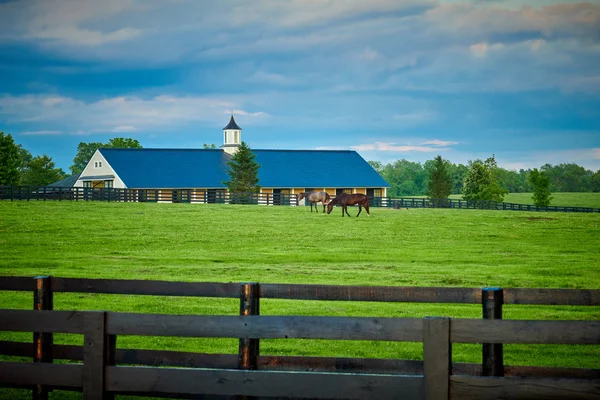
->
[[528, 168, 553, 207], [591, 170, 600, 192], [203, 143, 217, 149], [106, 138, 142, 149], [426, 155, 453, 201], [70, 138, 142, 174], [462, 155, 508, 202], [17, 145, 33, 177], [70, 141, 104, 175], [375, 159, 428, 196], [21, 155, 67, 186], [0, 132, 21, 185], [223, 142, 261, 201]]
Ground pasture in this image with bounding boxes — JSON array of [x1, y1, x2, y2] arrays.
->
[[448, 192, 600, 209], [0, 201, 599, 399]]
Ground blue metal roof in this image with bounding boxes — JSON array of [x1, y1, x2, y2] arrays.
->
[[99, 148, 230, 189], [253, 150, 389, 188], [98, 148, 389, 189]]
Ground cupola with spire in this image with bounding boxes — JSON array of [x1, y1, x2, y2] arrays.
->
[[221, 114, 242, 155]]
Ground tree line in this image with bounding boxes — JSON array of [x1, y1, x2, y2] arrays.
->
[[368, 158, 600, 196]]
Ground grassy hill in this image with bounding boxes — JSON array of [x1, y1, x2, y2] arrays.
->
[[1, 201, 599, 399]]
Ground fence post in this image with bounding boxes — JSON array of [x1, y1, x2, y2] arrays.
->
[[482, 287, 504, 377], [32, 276, 53, 400], [423, 317, 451, 400], [83, 311, 112, 400], [238, 282, 260, 371]]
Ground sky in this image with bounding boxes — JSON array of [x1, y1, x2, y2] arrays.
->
[[0, 0, 599, 173]]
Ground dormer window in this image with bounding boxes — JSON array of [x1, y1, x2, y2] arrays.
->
[[94, 161, 102, 168]]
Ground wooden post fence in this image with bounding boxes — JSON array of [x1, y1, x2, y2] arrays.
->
[[482, 287, 504, 377], [33, 276, 53, 400], [238, 282, 260, 371]]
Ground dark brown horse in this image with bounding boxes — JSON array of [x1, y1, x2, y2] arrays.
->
[[327, 193, 370, 217], [298, 191, 331, 213]]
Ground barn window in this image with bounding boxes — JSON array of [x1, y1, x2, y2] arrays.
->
[[105, 180, 114, 188], [234, 131, 239, 143], [94, 161, 102, 168], [83, 181, 91, 188]]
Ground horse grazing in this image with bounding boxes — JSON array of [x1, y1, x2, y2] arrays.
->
[[298, 191, 331, 213], [327, 193, 370, 217]]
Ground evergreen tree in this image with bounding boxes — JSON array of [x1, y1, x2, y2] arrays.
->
[[223, 142, 261, 202], [0, 132, 21, 185], [528, 168, 553, 207], [427, 155, 453, 203], [462, 155, 508, 202]]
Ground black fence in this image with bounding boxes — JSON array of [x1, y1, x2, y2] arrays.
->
[[1, 186, 598, 213]]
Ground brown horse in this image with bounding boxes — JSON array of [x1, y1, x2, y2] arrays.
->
[[298, 191, 331, 213], [327, 193, 370, 217]]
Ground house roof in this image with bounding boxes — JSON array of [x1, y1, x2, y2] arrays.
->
[[253, 150, 389, 188], [95, 148, 389, 189], [223, 115, 241, 130], [48, 172, 82, 187], [99, 148, 230, 189]]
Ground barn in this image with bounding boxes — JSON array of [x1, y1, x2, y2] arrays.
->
[[74, 116, 389, 203]]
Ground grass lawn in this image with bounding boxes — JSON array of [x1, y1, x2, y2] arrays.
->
[[448, 192, 600, 208], [1, 201, 599, 399]]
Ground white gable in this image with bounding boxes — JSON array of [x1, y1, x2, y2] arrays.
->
[[74, 149, 127, 188]]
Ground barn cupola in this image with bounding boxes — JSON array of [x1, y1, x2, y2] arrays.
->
[[221, 114, 242, 155]]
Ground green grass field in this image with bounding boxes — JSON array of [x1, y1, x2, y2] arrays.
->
[[448, 192, 600, 208], [0, 200, 599, 399]]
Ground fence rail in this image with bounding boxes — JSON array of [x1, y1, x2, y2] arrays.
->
[[2, 186, 599, 213], [0, 276, 599, 399], [2, 276, 599, 305]]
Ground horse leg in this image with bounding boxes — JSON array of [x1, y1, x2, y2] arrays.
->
[[344, 205, 351, 217], [315, 201, 319, 213], [364, 201, 371, 216], [322, 201, 326, 213], [310, 202, 313, 212], [357, 204, 362, 217]]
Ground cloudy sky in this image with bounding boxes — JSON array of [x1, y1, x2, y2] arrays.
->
[[1, 0, 599, 173]]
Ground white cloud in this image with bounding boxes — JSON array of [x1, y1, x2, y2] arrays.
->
[[0, 94, 265, 134], [32, 26, 141, 46], [247, 71, 293, 85], [351, 142, 447, 153], [109, 126, 137, 133], [422, 140, 458, 146], [20, 130, 63, 136], [499, 148, 600, 171], [0, 0, 144, 46], [359, 47, 380, 61]]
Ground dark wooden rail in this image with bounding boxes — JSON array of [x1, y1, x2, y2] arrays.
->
[[0, 276, 599, 399], [2, 276, 599, 305], [0, 310, 598, 399], [2, 185, 599, 213]]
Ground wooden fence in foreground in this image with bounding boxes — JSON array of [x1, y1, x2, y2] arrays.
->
[[0, 276, 599, 399]]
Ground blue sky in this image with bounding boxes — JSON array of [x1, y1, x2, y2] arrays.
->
[[0, 0, 599, 173]]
